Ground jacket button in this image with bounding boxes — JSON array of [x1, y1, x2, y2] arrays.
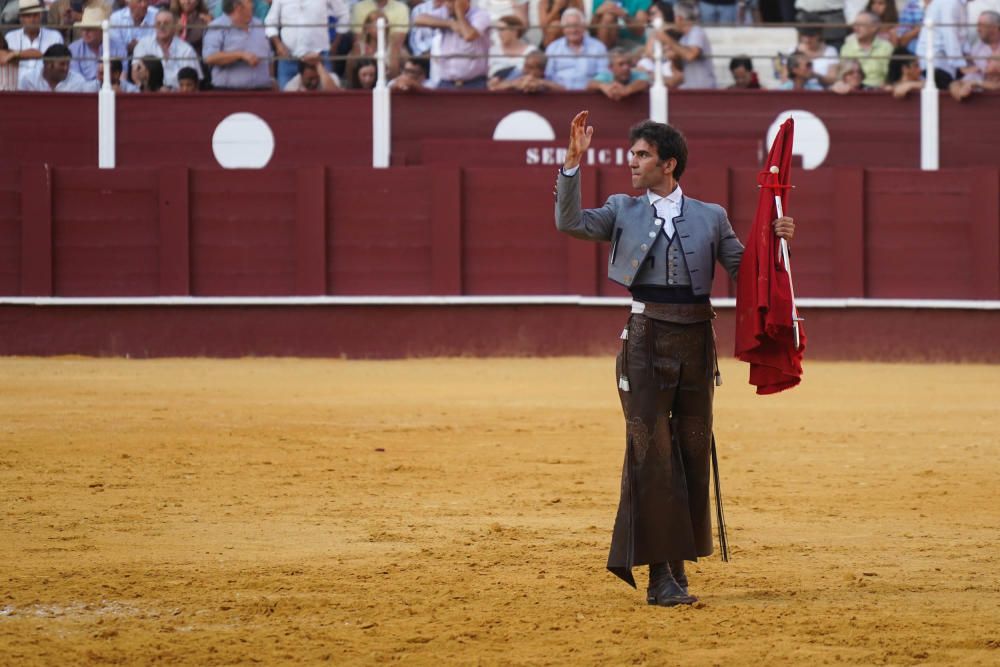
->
[[654, 220, 661, 226], [648, 232, 656, 238], [668, 279, 675, 285], [640, 244, 648, 251]]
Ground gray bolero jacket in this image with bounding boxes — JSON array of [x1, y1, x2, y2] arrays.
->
[[554, 169, 744, 295]]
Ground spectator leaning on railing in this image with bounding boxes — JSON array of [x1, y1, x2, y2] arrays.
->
[[728, 55, 760, 88], [202, 0, 273, 90], [488, 50, 565, 91], [885, 46, 924, 96], [793, 18, 839, 86], [389, 55, 429, 90], [6, 0, 64, 82], [587, 46, 650, 100], [414, 0, 491, 88], [69, 7, 127, 83], [134, 9, 202, 89], [488, 14, 537, 78], [543, 7, 607, 89], [177, 64, 199, 90], [950, 9, 1000, 98], [265, 0, 349, 90], [284, 52, 341, 91], [779, 51, 824, 88], [839, 10, 893, 87], [18, 42, 91, 90]]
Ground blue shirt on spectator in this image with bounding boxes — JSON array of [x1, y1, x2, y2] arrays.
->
[[202, 15, 273, 89], [69, 37, 128, 82], [110, 6, 157, 48], [544, 35, 608, 90]]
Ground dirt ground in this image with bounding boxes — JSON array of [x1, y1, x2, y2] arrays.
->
[[1, 356, 998, 666]]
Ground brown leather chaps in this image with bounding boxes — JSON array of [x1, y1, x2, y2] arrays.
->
[[607, 304, 717, 588]]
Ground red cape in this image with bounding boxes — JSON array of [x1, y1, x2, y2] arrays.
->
[[734, 118, 806, 395]]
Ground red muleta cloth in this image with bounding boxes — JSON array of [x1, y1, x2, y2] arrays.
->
[[734, 118, 806, 395]]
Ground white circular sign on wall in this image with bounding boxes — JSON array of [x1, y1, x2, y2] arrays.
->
[[493, 110, 556, 141], [766, 110, 830, 170], [212, 112, 275, 169]]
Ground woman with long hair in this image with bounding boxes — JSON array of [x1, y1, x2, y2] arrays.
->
[[130, 55, 166, 92], [865, 0, 900, 45], [170, 0, 212, 54]]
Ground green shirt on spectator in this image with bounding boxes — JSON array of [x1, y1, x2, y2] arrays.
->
[[840, 35, 894, 87]]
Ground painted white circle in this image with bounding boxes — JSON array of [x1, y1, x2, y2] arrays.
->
[[212, 112, 275, 169], [766, 110, 829, 170], [493, 110, 556, 141]]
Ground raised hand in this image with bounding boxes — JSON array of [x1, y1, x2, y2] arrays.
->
[[565, 110, 594, 169]]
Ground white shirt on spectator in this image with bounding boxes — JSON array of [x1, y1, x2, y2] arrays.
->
[[788, 43, 839, 79], [134, 34, 203, 89], [5, 27, 64, 81], [409, 0, 440, 56], [264, 0, 349, 57], [110, 6, 158, 48], [915, 0, 969, 77], [18, 68, 94, 92]]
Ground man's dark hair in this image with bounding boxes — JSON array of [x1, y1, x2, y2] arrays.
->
[[110, 58, 123, 74], [297, 58, 315, 75], [222, 0, 239, 14], [405, 56, 428, 78], [178, 66, 199, 83], [729, 56, 753, 72], [796, 15, 822, 38], [44, 43, 72, 59], [628, 120, 688, 180]]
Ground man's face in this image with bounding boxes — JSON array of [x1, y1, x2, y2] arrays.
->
[[129, 0, 149, 20], [401, 61, 424, 83], [853, 14, 877, 42], [798, 33, 819, 50], [629, 139, 672, 191], [562, 17, 585, 46], [82, 28, 102, 47], [301, 66, 319, 90], [44, 58, 70, 84], [610, 55, 631, 84], [178, 77, 197, 92], [731, 65, 751, 87], [977, 16, 999, 44], [523, 56, 545, 78], [155, 12, 176, 41], [97, 61, 122, 85], [20, 11, 42, 30]]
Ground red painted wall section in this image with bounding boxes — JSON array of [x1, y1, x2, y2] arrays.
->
[[3, 92, 1000, 171], [0, 168, 21, 295]]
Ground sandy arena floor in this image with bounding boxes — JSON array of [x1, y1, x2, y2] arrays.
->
[[1, 357, 998, 665]]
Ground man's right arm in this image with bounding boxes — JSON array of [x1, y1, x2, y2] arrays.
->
[[554, 111, 615, 241]]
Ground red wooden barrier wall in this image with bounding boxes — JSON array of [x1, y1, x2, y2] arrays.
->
[[2, 164, 998, 300]]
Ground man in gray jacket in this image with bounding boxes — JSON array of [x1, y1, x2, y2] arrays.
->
[[555, 110, 794, 607]]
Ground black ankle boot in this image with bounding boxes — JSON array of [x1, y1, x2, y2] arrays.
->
[[668, 560, 696, 601], [646, 562, 695, 607]]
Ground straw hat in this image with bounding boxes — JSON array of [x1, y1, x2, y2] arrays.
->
[[75, 6, 109, 28], [18, 0, 46, 14]]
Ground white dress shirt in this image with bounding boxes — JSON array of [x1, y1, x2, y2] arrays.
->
[[109, 6, 158, 47], [647, 185, 683, 239], [133, 35, 203, 89], [18, 68, 95, 92], [264, 0, 349, 57], [5, 27, 64, 81]]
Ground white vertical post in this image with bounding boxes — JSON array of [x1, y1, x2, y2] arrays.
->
[[98, 19, 116, 168], [920, 18, 938, 170], [649, 17, 667, 123], [372, 16, 391, 168]]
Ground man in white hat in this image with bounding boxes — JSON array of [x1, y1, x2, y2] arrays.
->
[[68, 6, 126, 81], [4, 0, 65, 81]]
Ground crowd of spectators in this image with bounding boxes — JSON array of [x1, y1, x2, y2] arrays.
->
[[0, 0, 997, 98]]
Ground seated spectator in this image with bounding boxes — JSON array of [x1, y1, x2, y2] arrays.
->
[[265, 0, 350, 90], [347, 11, 392, 85], [170, 0, 212, 55], [778, 52, 823, 89], [350, 0, 408, 78], [284, 53, 341, 90], [829, 58, 870, 93], [840, 10, 893, 87], [0, 33, 20, 92], [896, 0, 924, 53], [884, 47, 924, 97], [69, 8, 128, 83], [488, 15, 537, 79], [488, 50, 565, 91], [129, 54, 165, 91], [538, 0, 587, 48], [543, 8, 608, 90], [865, 0, 900, 45], [18, 42, 92, 90], [949, 11, 1000, 99], [202, 0, 273, 90], [649, 1, 714, 89], [728, 55, 760, 88], [110, 0, 158, 56], [134, 9, 203, 89], [97, 57, 140, 92], [176, 64, 199, 90], [792, 19, 838, 87], [591, 0, 650, 50], [587, 47, 650, 99], [389, 55, 429, 90], [6, 0, 65, 83], [414, 0, 491, 89], [350, 56, 377, 89]]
